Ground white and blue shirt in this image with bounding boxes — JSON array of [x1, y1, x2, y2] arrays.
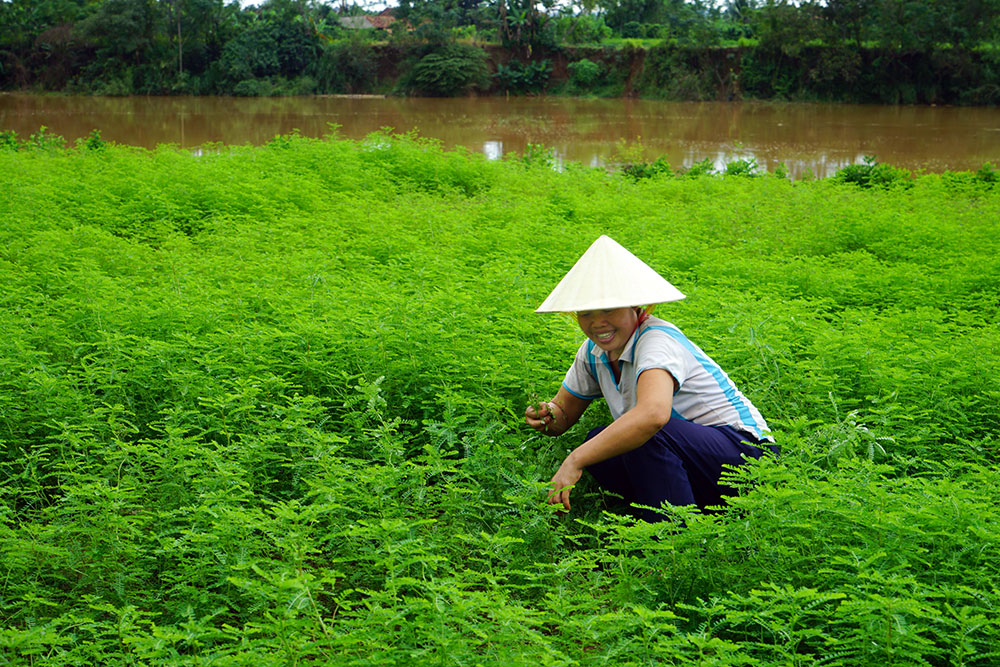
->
[[562, 315, 773, 442]]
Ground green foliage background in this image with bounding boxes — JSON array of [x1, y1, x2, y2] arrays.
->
[[3, 0, 1000, 103], [1, 130, 999, 664]]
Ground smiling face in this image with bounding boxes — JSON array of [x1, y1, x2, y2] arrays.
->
[[575, 307, 640, 361]]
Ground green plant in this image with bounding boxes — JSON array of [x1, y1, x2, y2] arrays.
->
[[0, 130, 21, 150], [516, 142, 557, 168], [975, 161, 998, 185], [682, 157, 716, 177], [404, 43, 491, 97], [812, 395, 894, 463], [835, 155, 913, 189], [76, 129, 109, 152], [724, 156, 759, 177], [27, 125, 66, 151], [567, 57, 604, 87], [622, 157, 673, 180], [554, 15, 612, 44], [494, 58, 551, 94], [1, 130, 999, 665]]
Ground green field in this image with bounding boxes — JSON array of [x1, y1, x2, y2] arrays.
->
[[1, 131, 999, 665]]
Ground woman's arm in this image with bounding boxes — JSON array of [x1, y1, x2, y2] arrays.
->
[[525, 385, 590, 437], [548, 368, 676, 512]]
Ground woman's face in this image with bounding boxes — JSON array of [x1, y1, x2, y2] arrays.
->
[[575, 307, 639, 361]]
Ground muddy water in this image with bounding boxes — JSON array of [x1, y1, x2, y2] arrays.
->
[[3, 93, 999, 178]]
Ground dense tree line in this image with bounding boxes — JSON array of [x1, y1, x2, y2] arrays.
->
[[1, 0, 999, 98], [1, 0, 336, 94], [396, 0, 1000, 51]]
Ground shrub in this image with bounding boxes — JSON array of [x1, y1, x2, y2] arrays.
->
[[835, 155, 913, 189], [0, 130, 21, 150], [975, 161, 998, 185], [28, 125, 66, 151], [232, 78, 273, 97], [516, 142, 557, 169], [554, 15, 612, 44], [622, 21, 643, 39], [404, 43, 491, 97], [622, 157, 673, 180], [568, 58, 604, 87], [724, 156, 759, 177], [76, 129, 109, 152], [314, 38, 378, 94], [494, 59, 552, 94], [681, 157, 716, 177]]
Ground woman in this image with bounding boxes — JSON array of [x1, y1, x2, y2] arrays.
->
[[525, 235, 775, 522]]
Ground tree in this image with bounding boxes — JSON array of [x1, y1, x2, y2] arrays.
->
[[598, 0, 716, 41], [751, 0, 824, 53], [74, 0, 164, 65], [823, 0, 877, 48], [397, 0, 489, 31], [496, 0, 558, 55], [905, 0, 1000, 49], [842, 0, 1000, 50], [166, 0, 227, 77], [217, 0, 319, 84], [600, 0, 663, 32], [721, 0, 758, 37], [405, 42, 490, 95]]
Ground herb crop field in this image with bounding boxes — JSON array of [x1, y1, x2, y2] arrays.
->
[[1, 131, 999, 665]]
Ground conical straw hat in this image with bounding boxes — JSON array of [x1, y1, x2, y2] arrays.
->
[[535, 235, 685, 313]]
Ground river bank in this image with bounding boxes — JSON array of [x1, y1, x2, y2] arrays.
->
[[5, 38, 1000, 106]]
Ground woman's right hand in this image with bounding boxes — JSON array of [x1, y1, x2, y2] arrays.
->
[[523, 388, 589, 437], [525, 401, 557, 433]]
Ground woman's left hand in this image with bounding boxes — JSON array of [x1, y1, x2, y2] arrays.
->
[[548, 457, 583, 512], [543, 370, 676, 514]]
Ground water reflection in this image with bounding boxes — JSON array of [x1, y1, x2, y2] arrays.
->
[[2, 93, 999, 178], [483, 140, 503, 160]]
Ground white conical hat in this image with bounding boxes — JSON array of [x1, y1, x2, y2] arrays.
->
[[535, 235, 685, 313]]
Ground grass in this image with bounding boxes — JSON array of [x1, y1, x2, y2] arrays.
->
[[1, 129, 998, 665]]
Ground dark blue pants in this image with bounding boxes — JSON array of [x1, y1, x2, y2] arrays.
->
[[584, 419, 775, 522]]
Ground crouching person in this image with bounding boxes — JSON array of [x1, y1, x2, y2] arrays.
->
[[525, 235, 776, 522]]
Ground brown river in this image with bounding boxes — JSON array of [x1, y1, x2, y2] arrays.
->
[[3, 93, 1000, 178]]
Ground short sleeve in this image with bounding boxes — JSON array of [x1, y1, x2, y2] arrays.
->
[[561, 341, 603, 400], [633, 327, 693, 392]]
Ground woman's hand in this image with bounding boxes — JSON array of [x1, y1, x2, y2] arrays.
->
[[548, 455, 583, 512], [524, 388, 590, 437], [541, 370, 677, 514], [525, 400, 560, 434]]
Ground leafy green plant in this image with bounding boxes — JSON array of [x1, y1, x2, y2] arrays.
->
[[813, 395, 894, 463], [494, 58, 552, 94], [835, 154, 913, 189], [314, 36, 378, 94], [622, 156, 673, 180], [555, 15, 612, 44], [403, 43, 491, 97], [975, 161, 998, 185], [27, 125, 66, 151], [1, 130, 999, 665], [681, 156, 716, 177], [567, 57, 604, 87], [724, 156, 759, 177], [515, 142, 557, 168], [0, 130, 21, 150], [75, 129, 108, 152]]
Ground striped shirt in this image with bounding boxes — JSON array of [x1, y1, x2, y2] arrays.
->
[[561, 315, 773, 441]]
